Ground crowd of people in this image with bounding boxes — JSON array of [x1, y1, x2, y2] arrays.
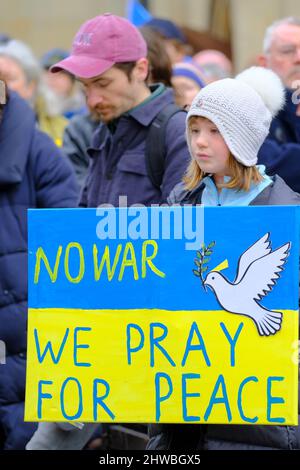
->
[[1, 11, 300, 451]]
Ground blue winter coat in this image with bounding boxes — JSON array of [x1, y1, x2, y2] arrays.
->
[[258, 88, 300, 193], [0, 92, 79, 450]]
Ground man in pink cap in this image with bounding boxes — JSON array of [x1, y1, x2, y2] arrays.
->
[[51, 13, 189, 207], [26, 13, 189, 451]]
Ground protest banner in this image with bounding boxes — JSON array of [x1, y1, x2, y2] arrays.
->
[[25, 206, 299, 424]]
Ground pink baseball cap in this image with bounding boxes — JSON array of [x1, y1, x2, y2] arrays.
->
[[50, 13, 147, 78]]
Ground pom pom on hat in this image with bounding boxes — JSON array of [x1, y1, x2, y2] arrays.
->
[[236, 66, 285, 117]]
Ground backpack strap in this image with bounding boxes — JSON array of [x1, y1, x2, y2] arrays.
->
[[145, 103, 185, 190]]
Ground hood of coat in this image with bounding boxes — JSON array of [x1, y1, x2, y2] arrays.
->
[[0, 91, 36, 185]]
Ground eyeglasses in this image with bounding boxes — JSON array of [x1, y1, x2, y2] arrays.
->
[[275, 44, 300, 58]]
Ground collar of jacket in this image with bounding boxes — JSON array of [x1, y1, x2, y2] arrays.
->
[[276, 87, 298, 123], [201, 165, 272, 206], [0, 91, 36, 185], [127, 83, 173, 126], [106, 83, 167, 133], [175, 166, 273, 205], [89, 84, 176, 152]]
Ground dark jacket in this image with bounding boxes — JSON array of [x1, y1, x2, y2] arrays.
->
[[79, 85, 190, 207], [63, 113, 98, 188], [0, 92, 78, 450], [258, 88, 300, 193], [148, 175, 300, 451]]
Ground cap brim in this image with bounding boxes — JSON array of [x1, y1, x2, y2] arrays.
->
[[50, 55, 115, 79]]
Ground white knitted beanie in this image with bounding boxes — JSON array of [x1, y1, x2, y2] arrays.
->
[[186, 66, 285, 166]]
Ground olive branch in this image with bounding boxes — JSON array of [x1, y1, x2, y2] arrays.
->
[[193, 241, 216, 289]]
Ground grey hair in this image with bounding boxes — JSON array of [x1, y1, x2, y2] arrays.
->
[[263, 16, 300, 54], [0, 39, 61, 116], [0, 39, 41, 84]]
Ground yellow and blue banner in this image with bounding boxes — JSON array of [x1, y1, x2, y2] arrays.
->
[[25, 206, 299, 424]]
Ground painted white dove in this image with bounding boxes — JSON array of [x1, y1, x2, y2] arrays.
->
[[204, 233, 291, 336]]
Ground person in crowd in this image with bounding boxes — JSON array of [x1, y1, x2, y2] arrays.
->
[[0, 39, 67, 146], [62, 107, 99, 188], [193, 49, 233, 82], [257, 17, 300, 193], [144, 17, 192, 64], [171, 61, 206, 107], [0, 33, 10, 45], [64, 24, 175, 190], [140, 26, 172, 87], [0, 77, 78, 450], [54, 13, 190, 208], [26, 12, 190, 451], [147, 66, 300, 450], [40, 48, 86, 119], [258, 16, 300, 88]]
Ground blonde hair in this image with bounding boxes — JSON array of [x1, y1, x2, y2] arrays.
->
[[184, 116, 263, 191], [183, 155, 263, 192]]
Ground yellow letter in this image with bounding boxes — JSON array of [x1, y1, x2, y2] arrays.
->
[[142, 240, 166, 278], [118, 242, 139, 281], [34, 246, 63, 284], [64, 243, 85, 283], [93, 244, 122, 281]]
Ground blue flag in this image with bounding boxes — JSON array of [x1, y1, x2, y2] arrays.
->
[[127, 0, 152, 27]]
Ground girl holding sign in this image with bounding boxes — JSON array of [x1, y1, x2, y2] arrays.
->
[[148, 66, 300, 450]]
